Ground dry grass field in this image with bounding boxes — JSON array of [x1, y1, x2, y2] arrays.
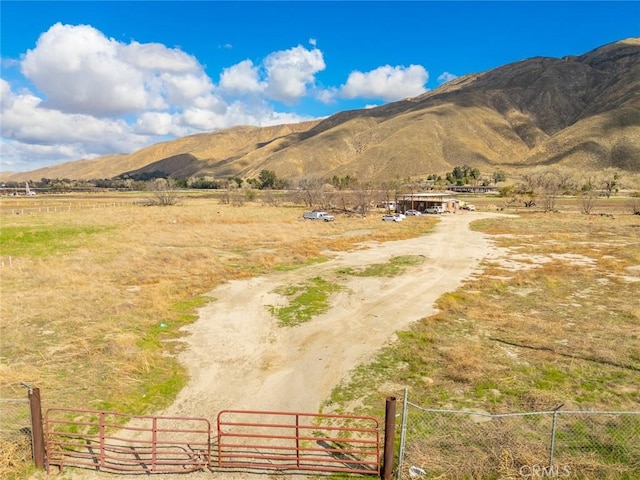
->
[[1, 191, 639, 479], [329, 206, 640, 412], [0, 192, 435, 410]]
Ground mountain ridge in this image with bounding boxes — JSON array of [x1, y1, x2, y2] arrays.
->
[[3, 37, 639, 183]]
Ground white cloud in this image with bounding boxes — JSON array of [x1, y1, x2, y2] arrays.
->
[[437, 72, 458, 84], [263, 45, 325, 104], [1, 22, 435, 173], [0, 79, 155, 169], [134, 112, 186, 137], [1, 140, 91, 173], [341, 64, 428, 102], [219, 60, 264, 94], [160, 72, 216, 107], [121, 41, 201, 72], [20, 23, 209, 116], [315, 86, 339, 104], [2, 24, 327, 172]]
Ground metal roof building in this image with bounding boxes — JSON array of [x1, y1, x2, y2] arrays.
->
[[396, 192, 458, 213]]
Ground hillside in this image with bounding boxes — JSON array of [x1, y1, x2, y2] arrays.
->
[[3, 37, 639, 183]]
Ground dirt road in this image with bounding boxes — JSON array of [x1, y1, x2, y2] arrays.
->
[[52, 212, 505, 480], [164, 212, 503, 418]]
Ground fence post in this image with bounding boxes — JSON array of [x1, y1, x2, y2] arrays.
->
[[548, 403, 564, 470], [27, 386, 46, 469], [382, 396, 397, 480], [396, 387, 409, 480]]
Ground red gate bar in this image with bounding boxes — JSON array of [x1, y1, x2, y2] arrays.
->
[[217, 409, 380, 475], [44, 408, 211, 474]]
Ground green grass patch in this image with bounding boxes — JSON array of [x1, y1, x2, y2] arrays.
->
[[0, 224, 110, 256], [337, 254, 425, 277], [268, 277, 344, 326]]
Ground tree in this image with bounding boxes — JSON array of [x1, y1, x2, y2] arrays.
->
[[600, 168, 622, 198], [521, 168, 574, 212], [258, 170, 277, 189], [352, 180, 377, 216], [492, 170, 506, 184], [295, 176, 325, 208], [331, 175, 358, 190], [579, 191, 599, 214], [146, 178, 179, 206], [447, 165, 481, 185]]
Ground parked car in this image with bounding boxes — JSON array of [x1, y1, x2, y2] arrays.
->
[[382, 214, 403, 222], [424, 206, 445, 214], [395, 212, 407, 219], [405, 209, 422, 216], [461, 204, 476, 211], [303, 211, 335, 221]]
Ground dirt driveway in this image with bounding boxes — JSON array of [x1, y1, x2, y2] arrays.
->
[[164, 212, 504, 418], [54, 212, 505, 480]]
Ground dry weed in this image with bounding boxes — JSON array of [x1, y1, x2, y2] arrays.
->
[[0, 197, 435, 413], [0, 435, 32, 480]]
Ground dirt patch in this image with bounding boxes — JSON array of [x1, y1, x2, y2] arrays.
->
[[42, 212, 508, 480], [162, 213, 505, 418]]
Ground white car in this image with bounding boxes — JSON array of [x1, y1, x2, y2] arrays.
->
[[405, 209, 422, 216], [425, 206, 445, 214], [382, 214, 403, 222]]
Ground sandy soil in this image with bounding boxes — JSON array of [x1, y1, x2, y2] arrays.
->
[[53, 212, 506, 480], [166, 212, 503, 418]]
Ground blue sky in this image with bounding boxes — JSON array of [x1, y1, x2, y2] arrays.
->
[[1, 1, 638, 173]]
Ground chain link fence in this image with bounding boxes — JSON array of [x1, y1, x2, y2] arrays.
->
[[397, 391, 640, 479], [0, 396, 33, 478]]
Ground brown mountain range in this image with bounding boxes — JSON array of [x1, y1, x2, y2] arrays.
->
[[4, 37, 639, 183]]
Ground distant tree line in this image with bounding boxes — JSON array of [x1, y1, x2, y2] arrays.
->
[[5, 166, 637, 215]]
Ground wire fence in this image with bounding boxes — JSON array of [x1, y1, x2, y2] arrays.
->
[[0, 398, 30, 439], [0, 201, 142, 217], [0, 397, 33, 477], [397, 391, 640, 479]]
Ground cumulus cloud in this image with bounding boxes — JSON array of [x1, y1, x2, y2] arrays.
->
[[134, 112, 186, 137], [263, 45, 326, 104], [341, 64, 428, 102], [0, 80, 153, 160], [437, 72, 458, 84], [20, 23, 207, 116], [219, 60, 264, 95], [1, 21, 433, 173]]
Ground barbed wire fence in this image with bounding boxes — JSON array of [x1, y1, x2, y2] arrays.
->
[[397, 389, 640, 479]]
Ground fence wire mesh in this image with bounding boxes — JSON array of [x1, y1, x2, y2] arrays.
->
[[397, 395, 639, 479], [0, 398, 30, 439], [0, 397, 33, 478]]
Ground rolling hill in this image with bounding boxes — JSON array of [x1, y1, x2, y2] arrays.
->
[[3, 37, 639, 183]]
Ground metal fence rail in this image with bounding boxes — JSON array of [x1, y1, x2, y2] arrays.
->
[[397, 391, 640, 479], [45, 408, 211, 474], [217, 409, 381, 475]]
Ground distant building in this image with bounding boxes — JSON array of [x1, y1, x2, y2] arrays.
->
[[396, 192, 458, 213], [447, 185, 499, 193]]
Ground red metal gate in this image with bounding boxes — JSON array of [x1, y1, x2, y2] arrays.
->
[[216, 409, 380, 475], [44, 408, 211, 474]]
